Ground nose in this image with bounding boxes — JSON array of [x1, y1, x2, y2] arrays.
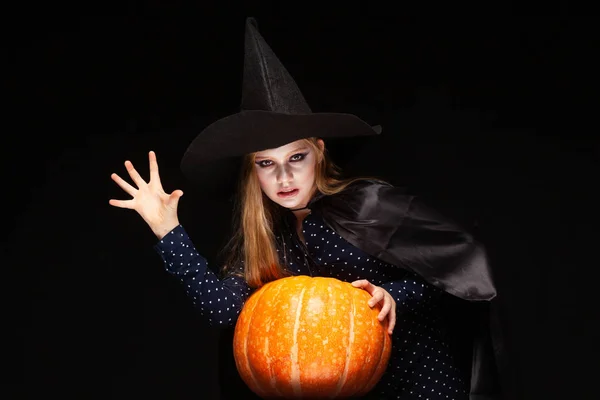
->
[[276, 164, 293, 185]]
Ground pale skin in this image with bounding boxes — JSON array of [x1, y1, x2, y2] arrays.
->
[[109, 145, 396, 334]]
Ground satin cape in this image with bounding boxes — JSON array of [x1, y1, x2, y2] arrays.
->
[[307, 179, 505, 399]]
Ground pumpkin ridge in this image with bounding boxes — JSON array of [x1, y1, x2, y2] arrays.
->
[[359, 297, 376, 394], [242, 285, 268, 396], [290, 285, 307, 397], [333, 287, 355, 397], [363, 303, 384, 394], [361, 310, 391, 395], [265, 283, 285, 397]]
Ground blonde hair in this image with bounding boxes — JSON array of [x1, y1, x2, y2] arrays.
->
[[221, 137, 372, 288]]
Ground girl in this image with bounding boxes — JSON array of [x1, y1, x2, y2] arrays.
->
[[109, 17, 498, 400]]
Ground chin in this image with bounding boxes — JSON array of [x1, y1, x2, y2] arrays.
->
[[278, 200, 305, 210], [270, 193, 307, 210], [286, 201, 306, 210]]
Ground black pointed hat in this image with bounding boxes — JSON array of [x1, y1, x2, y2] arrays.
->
[[180, 17, 381, 195]]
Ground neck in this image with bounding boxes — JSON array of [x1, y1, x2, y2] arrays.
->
[[291, 207, 311, 221], [290, 186, 317, 220], [290, 205, 309, 211]]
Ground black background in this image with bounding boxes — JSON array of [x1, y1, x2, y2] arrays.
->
[[7, 7, 599, 400]]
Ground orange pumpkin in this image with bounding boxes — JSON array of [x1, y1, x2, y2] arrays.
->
[[233, 275, 392, 399]]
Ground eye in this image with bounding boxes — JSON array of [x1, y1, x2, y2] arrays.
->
[[255, 160, 273, 168], [290, 153, 308, 162]]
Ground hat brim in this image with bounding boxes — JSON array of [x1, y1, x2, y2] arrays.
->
[[180, 110, 381, 198]]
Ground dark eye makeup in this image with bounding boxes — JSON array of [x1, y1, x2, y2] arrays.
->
[[255, 152, 308, 168]]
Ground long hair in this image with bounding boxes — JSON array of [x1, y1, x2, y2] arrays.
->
[[220, 137, 372, 289]]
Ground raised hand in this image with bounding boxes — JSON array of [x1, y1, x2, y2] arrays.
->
[[109, 151, 183, 239], [351, 279, 396, 335]]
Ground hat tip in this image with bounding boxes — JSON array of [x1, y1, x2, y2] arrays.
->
[[246, 16, 258, 28]]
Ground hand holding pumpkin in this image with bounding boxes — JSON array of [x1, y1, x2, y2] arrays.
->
[[351, 279, 396, 335]]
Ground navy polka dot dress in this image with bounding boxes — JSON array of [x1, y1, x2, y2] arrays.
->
[[154, 211, 469, 399]]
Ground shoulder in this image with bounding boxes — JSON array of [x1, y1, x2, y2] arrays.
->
[[344, 178, 394, 191], [325, 178, 462, 229], [315, 178, 413, 220], [334, 178, 412, 205]]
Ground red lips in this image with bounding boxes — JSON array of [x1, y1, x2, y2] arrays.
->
[[277, 188, 299, 198]]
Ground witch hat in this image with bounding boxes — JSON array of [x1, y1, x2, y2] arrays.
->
[[180, 17, 381, 196]]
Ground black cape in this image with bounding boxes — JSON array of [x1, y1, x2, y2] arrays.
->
[[307, 179, 506, 400]]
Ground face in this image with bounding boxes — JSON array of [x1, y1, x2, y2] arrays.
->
[[254, 139, 320, 210]]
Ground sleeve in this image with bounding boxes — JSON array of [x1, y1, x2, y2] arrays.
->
[[153, 224, 253, 327]]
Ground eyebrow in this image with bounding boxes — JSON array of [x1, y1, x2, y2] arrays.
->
[[254, 146, 309, 160]]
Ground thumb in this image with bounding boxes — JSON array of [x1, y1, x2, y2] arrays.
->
[[167, 190, 184, 208]]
